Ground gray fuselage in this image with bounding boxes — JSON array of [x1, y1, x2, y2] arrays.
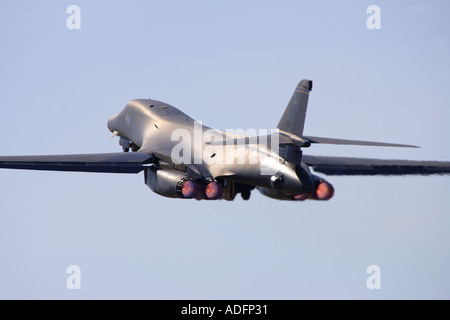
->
[[107, 99, 315, 198]]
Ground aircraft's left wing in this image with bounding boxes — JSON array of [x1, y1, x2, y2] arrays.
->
[[302, 155, 450, 176], [0, 152, 154, 174]]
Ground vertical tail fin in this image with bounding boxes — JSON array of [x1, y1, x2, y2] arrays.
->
[[277, 79, 313, 137]]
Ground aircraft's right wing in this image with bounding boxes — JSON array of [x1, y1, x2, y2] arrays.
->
[[302, 155, 450, 176], [0, 152, 154, 174]]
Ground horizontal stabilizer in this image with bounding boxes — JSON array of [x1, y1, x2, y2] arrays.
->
[[303, 136, 419, 148]]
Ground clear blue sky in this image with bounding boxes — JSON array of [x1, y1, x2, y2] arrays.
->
[[0, 0, 449, 299]]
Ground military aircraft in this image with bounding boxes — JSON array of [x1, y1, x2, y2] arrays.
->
[[1, 79, 449, 201]]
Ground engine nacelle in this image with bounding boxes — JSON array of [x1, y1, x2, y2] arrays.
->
[[144, 167, 198, 199], [314, 180, 334, 200], [293, 176, 334, 201], [144, 167, 225, 200], [204, 180, 223, 200]]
